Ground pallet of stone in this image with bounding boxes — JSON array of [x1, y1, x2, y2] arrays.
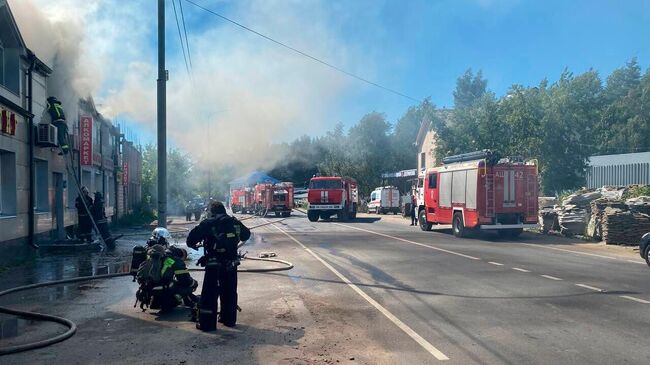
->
[[601, 208, 650, 245]]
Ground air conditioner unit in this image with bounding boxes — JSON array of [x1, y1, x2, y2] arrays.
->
[[36, 123, 58, 147]]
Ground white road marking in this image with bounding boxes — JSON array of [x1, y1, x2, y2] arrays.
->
[[271, 223, 450, 361], [488, 262, 504, 266], [540, 275, 563, 281], [626, 260, 646, 265], [334, 223, 481, 261], [512, 267, 530, 273], [619, 295, 650, 304], [515, 241, 642, 265], [575, 284, 604, 292]]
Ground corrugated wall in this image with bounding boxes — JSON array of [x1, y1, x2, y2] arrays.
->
[[586, 163, 650, 188]]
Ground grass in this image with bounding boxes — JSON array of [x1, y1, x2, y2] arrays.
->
[[622, 185, 650, 200]]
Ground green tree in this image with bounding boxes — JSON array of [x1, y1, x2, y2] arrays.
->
[[453, 69, 488, 108], [391, 98, 436, 169]]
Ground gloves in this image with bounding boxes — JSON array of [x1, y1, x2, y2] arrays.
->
[[197, 256, 207, 267]]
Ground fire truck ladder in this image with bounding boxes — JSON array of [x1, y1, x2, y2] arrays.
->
[[525, 174, 537, 217], [486, 174, 495, 218]]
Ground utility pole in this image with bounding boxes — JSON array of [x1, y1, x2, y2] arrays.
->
[[157, 0, 167, 228]]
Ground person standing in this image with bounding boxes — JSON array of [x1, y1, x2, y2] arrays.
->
[[186, 201, 251, 330], [75, 187, 93, 242], [410, 194, 418, 226]]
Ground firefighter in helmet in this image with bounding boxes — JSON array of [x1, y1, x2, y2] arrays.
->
[[46, 96, 70, 155], [186, 201, 250, 330]]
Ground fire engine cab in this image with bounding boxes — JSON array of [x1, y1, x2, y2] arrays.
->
[[307, 176, 358, 222], [418, 150, 539, 238], [254, 182, 294, 217], [230, 187, 254, 214]]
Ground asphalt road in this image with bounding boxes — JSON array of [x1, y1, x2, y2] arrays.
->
[[2, 212, 649, 364], [257, 211, 650, 364]]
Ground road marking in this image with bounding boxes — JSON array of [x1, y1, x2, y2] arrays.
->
[[488, 262, 504, 266], [334, 223, 481, 261], [627, 259, 645, 264], [512, 267, 530, 273], [515, 241, 643, 265], [619, 295, 650, 304], [540, 275, 562, 281], [575, 284, 604, 292], [271, 223, 450, 361]]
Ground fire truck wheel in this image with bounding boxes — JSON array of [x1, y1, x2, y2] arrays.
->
[[452, 213, 466, 238], [419, 210, 432, 231], [275, 211, 280, 218], [307, 211, 319, 222], [644, 245, 650, 267]]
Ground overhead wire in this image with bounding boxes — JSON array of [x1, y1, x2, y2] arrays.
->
[[183, 0, 420, 103], [172, 0, 191, 77], [178, 0, 193, 70]]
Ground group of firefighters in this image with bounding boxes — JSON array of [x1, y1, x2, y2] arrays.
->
[[131, 201, 251, 331]]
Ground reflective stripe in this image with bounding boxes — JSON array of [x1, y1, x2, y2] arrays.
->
[[226, 233, 236, 238], [174, 269, 189, 275], [161, 258, 175, 275]]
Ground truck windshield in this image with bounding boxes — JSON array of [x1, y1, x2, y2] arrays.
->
[[273, 193, 287, 201], [309, 180, 343, 189]]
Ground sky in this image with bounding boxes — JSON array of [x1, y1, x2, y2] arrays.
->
[[8, 0, 650, 168]]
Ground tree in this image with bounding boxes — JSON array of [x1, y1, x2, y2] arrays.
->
[[453, 69, 488, 108], [391, 98, 436, 169]]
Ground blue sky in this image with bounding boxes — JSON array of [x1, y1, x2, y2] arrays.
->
[[15, 0, 650, 163]]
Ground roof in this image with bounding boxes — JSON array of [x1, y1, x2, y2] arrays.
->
[[415, 109, 452, 148], [0, 0, 27, 52], [589, 151, 650, 166], [229, 171, 279, 188]]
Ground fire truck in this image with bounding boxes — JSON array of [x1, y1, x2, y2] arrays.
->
[[230, 187, 254, 214], [307, 176, 358, 222], [254, 182, 294, 217], [418, 150, 539, 238]]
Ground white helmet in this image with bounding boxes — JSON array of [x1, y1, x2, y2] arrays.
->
[[151, 227, 171, 241]]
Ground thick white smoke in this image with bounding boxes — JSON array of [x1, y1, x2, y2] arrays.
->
[[9, 0, 372, 175]]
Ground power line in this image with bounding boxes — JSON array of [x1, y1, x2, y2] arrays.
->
[[172, 0, 191, 76], [183, 0, 420, 103], [178, 0, 193, 69]]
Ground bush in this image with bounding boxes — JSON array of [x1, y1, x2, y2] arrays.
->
[[116, 204, 157, 227]]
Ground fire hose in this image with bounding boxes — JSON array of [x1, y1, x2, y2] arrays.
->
[[0, 225, 293, 356]]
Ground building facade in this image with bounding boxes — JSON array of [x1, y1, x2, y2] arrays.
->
[[415, 118, 438, 174], [0, 0, 142, 247], [586, 152, 650, 188]]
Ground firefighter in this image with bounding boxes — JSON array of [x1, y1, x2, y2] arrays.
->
[[91, 192, 116, 248], [75, 187, 93, 242], [410, 194, 418, 226], [46, 96, 70, 154], [186, 201, 251, 330], [184, 201, 193, 222]]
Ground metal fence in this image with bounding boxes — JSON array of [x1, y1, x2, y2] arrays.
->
[[586, 162, 650, 188]]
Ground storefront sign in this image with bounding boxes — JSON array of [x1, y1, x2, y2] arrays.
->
[[80, 116, 93, 165], [1, 109, 17, 136], [123, 161, 129, 186]]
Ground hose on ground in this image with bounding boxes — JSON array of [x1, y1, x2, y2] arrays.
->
[[0, 255, 293, 356]]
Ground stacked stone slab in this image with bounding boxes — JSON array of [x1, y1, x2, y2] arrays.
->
[[601, 207, 650, 245]]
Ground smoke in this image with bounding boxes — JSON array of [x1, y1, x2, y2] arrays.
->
[[8, 0, 372, 176]]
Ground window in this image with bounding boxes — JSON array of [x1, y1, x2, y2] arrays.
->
[[370, 192, 377, 201], [34, 159, 49, 212], [309, 180, 342, 189], [0, 150, 17, 216], [273, 192, 287, 202], [428, 173, 437, 189], [420, 152, 426, 170], [0, 45, 19, 94]]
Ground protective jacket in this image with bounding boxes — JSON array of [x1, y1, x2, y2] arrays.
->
[[186, 214, 251, 260]]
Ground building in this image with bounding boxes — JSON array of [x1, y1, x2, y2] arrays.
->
[[586, 151, 650, 188], [120, 139, 142, 214], [415, 110, 451, 174], [0, 0, 142, 249]]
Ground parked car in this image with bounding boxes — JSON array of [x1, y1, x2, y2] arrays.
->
[[640, 232, 650, 267]]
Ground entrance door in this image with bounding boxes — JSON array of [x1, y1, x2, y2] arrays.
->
[[53, 172, 65, 239]]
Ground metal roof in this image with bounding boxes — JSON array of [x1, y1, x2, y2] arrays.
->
[[588, 152, 650, 167]]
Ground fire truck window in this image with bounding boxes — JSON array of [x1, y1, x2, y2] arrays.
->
[[310, 180, 343, 189], [428, 173, 437, 189], [370, 192, 377, 201]]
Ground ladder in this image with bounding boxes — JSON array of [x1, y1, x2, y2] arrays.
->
[[526, 174, 537, 217], [486, 174, 495, 218]]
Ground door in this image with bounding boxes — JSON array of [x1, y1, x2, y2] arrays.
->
[[53, 173, 65, 240], [424, 172, 439, 222]]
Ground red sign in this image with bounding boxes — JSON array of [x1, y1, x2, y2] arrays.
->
[[123, 161, 129, 186], [1, 109, 18, 136], [80, 116, 93, 165]]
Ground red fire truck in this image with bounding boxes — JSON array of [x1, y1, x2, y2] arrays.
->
[[418, 150, 539, 238], [230, 187, 255, 214], [254, 182, 294, 217], [307, 176, 358, 222]]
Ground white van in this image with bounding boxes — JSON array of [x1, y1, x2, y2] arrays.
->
[[368, 186, 400, 214]]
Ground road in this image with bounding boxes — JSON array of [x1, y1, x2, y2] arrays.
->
[[2, 212, 649, 364]]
